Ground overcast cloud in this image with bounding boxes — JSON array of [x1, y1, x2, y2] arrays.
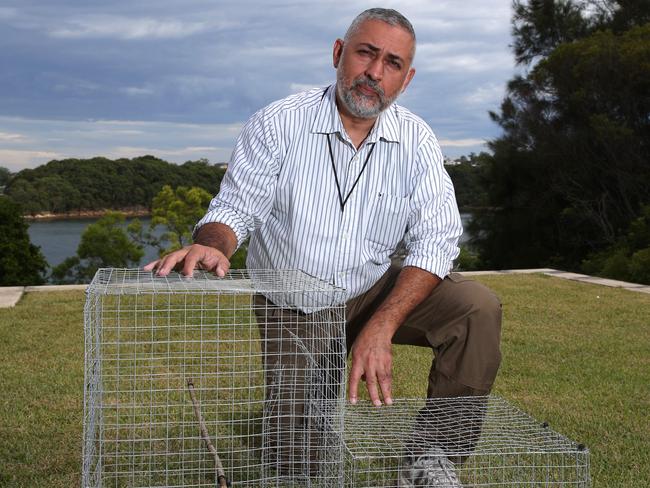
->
[[0, 0, 515, 171]]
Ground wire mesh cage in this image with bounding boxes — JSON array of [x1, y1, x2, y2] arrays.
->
[[343, 396, 590, 487], [82, 268, 347, 488]]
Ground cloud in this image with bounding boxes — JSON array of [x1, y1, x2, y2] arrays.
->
[[0, 7, 17, 20], [0, 150, 62, 172], [0, 1, 517, 169], [121, 86, 156, 97], [49, 15, 209, 40], [289, 83, 328, 93], [0, 116, 244, 170], [416, 46, 513, 74], [0, 132, 26, 142], [438, 137, 486, 147], [463, 83, 505, 107], [108, 145, 232, 163]]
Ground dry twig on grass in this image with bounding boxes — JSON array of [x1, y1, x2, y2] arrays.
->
[[187, 378, 230, 487]]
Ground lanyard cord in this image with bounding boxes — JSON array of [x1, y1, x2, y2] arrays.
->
[[326, 133, 376, 212]]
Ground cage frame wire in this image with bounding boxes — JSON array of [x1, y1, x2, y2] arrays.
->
[[82, 268, 347, 488]]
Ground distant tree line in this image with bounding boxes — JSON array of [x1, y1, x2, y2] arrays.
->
[[2, 155, 226, 215]]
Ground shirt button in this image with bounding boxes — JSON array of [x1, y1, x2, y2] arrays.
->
[[342, 231, 349, 240]]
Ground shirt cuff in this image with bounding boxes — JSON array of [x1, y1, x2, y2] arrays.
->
[[403, 251, 456, 280], [193, 206, 250, 248]]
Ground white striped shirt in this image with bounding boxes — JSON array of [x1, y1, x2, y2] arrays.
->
[[196, 84, 462, 303]]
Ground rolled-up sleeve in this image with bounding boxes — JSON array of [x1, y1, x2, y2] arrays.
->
[[194, 108, 280, 248], [403, 134, 462, 278]]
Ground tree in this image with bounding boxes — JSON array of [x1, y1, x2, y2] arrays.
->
[[132, 185, 249, 269], [471, 1, 650, 278], [445, 152, 490, 210], [146, 185, 214, 254], [0, 197, 47, 285], [0, 166, 11, 188], [51, 212, 143, 284]]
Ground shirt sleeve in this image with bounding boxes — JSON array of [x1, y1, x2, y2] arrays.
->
[[194, 108, 280, 248], [403, 133, 462, 278]]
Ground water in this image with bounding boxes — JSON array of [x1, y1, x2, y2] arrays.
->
[[28, 217, 162, 268], [28, 213, 475, 269]]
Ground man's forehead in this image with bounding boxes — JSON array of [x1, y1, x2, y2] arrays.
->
[[346, 19, 415, 61]]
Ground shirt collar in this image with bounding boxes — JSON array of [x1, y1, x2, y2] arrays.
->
[[310, 84, 401, 144]]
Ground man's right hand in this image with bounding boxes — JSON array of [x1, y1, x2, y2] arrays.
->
[[143, 244, 231, 277]]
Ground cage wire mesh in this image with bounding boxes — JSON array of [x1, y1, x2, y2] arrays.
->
[[83, 268, 590, 488], [82, 268, 347, 488], [343, 397, 590, 487]]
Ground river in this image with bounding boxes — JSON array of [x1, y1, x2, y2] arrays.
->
[[28, 217, 162, 268], [28, 213, 474, 269]]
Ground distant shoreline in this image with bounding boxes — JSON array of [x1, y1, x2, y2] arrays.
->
[[24, 207, 151, 221]]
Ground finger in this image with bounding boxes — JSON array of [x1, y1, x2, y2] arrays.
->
[[214, 255, 231, 277], [143, 260, 160, 272], [348, 364, 363, 405], [181, 249, 201, 277], [378, 369, 393, 406], [365, 371, 381, 407], [157, 251, 186, 276]]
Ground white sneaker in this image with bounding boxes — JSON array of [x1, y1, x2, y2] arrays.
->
[[398, 447, 463, 487]]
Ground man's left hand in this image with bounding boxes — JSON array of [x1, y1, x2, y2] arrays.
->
[[348, 322, 395, 407]]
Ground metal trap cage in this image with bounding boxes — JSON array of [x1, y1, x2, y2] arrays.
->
[[82, 268, 347, 488], [343, 396, 590, 487]]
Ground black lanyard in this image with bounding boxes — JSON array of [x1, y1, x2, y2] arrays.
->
[[326, 133, 376, 212]]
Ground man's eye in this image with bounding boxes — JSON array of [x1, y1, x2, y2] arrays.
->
[[389, 60, 402, 70]]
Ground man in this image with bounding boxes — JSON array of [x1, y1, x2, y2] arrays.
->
[[146, 8, 501, 486]]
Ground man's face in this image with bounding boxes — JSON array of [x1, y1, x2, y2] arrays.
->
[[334, 19, 416, 119]]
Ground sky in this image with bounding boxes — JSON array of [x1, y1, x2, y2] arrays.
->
[[0, 0, 516, 172]]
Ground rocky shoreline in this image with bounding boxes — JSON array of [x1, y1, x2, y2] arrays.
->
[[24, 207, 151, 221]]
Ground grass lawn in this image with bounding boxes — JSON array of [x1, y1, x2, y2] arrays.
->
[[0, 273, 648, 487]]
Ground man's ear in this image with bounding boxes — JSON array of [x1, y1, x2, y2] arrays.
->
[[401, 67, 416, 93], [333, 39, 344, 68]]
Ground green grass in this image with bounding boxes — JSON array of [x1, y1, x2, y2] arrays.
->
[[0, 274, 648, 487]]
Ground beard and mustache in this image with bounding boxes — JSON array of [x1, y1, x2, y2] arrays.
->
[[336, 72, 400, 119]]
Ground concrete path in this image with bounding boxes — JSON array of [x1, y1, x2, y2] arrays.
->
[[0, 269, 648, 308], [0, 287, 25, 308], [460, 268, 650, 294], [0, 284, 87, 308]]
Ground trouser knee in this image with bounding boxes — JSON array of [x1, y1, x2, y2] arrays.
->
[[427, 278, 502, 394]]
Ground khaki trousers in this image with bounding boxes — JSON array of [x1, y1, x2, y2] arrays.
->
[[346, 264, 502, 397], [255, 265, 502, 472]]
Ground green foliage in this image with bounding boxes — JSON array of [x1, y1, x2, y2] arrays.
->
[[149, 185, 213, 254], [472, 1, 650, 280], [445, 152, 490, 210], [0, 166, 11, 187], [51, 212, 143, 284], [582, 206, 650, 284], [454, 245, 481, 271], [229, 244, 248, 269], [4, 156, 226, 215], [0, 197, 47, 285]]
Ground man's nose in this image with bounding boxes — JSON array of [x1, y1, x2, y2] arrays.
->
[[365, 57, 383, 81]]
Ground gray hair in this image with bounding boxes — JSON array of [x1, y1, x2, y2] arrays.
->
[[344, 8, 416, 60]]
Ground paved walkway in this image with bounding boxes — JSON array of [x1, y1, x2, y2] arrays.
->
[[0, 269, 648, 308]]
